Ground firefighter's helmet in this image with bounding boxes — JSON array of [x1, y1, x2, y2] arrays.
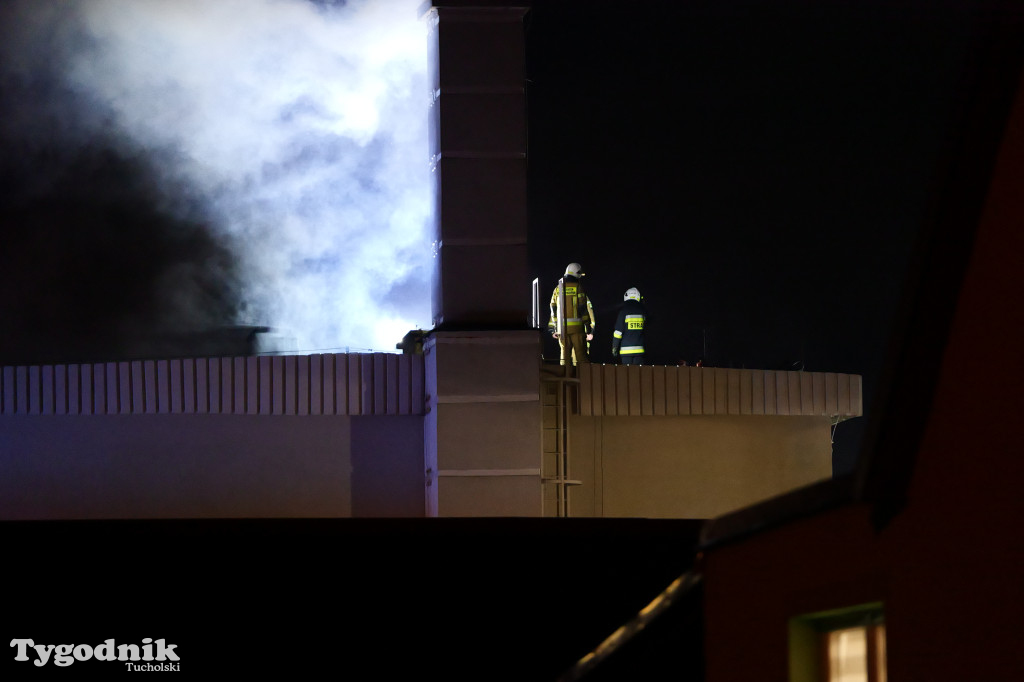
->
[[564, 262, 584, 278], [624, 287, 641, 302]]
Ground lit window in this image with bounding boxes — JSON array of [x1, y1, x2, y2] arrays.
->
[[790, 603, 886, 682]]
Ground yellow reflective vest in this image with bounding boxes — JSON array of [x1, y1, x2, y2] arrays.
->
[[548, 276, 595, 334]]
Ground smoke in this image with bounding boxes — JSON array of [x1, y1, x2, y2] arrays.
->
[[0, 0, 431, 356]]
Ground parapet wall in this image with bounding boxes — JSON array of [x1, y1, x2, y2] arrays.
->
[[576, 365, 861, 420], [0, 353, 424, 417], [0, 353, 426, 520]]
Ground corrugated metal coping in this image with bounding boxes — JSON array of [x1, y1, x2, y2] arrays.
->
[[576, 365, 862, 419], [0, 353, 424, 417]]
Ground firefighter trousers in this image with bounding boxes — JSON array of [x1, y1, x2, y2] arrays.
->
[[558, 330, 590, 366]]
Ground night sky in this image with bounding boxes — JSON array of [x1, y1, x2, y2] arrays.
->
[[525, 0, 984, 472], [0, 0, 992, 472]]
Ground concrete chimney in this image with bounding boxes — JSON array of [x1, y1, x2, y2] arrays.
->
[[426, 1, 530, 329], [421, 1, 541, 516]]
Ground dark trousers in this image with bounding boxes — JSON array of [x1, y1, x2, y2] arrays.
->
[[620, 354, 644, 365]]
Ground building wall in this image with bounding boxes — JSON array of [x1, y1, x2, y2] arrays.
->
[[0, 413, 423, 520], [702, 503, 883, 681], [567, 414, 834, 519], [545, 364, 859, 519], [701, 34, 1024, 682], [576, 365, 862, 419], [1, 351, 851, 521], [0, 351, 427, 520], [425, 331, 543, 517]]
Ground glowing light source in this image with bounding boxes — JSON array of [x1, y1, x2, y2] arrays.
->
[[789, 604, 886, 682], [828, 627, 868, 682]]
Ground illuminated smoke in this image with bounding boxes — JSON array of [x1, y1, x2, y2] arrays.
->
[[2, 0, 430, 353]]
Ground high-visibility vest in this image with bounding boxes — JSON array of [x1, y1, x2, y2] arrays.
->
[[549, 277, 593, 334]]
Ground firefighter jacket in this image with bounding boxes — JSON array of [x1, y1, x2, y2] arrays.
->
[[612, 299, 646, 356], [548, 276, 595, 334]]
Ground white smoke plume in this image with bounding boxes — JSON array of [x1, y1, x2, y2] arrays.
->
[[2, 0, 431, 353]]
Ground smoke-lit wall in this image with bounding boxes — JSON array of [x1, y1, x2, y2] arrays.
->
[[0, 0, 431, 363], [0, 352, 427, 519]]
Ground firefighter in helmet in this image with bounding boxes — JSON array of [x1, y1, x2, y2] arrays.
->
[[612, 287, 646, 365], [549, 262, 595, 365]]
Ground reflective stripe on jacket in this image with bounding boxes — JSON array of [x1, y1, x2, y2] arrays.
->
[[549, 277, 594, 332], [612, 299, 646, 355]]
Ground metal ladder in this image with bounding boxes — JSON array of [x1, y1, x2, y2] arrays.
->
[[541, 369, 582, 517]]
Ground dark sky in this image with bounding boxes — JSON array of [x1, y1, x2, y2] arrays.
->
[[0, 0, 992, 473], [525, 0, 985, 471]]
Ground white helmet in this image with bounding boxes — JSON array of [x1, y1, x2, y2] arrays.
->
[[624, 287, 641, 301], [564, 262, 584, 278]]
